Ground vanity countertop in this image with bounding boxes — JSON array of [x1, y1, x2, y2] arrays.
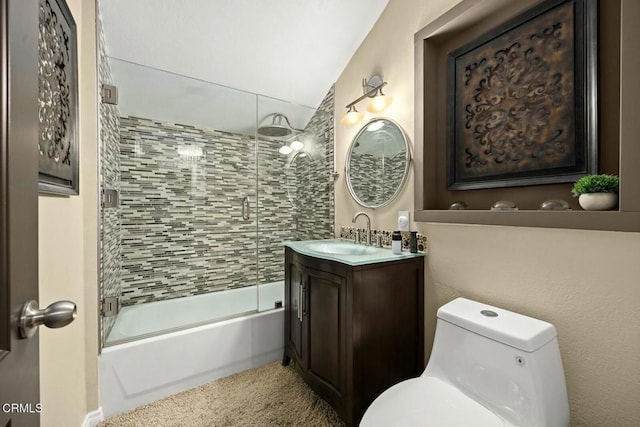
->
[[284, 239, 424, 267]]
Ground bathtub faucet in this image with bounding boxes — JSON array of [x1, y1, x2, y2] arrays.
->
[[352, 211, 371, 246]]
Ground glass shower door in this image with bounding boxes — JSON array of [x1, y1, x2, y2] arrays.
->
[[255, 93, 334, 312], [99, 58, 260, 345]]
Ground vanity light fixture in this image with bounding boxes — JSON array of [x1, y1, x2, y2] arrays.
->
[[278, 145, 293, 155], [340, 105, 364, 125], [278, 135, 305, 156], [367, 88, 393, 113], [290, 139, 304, 151], [341, 75, 392, 125]]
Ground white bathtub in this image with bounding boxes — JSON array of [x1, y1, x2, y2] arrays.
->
[[99, 282, 284, 417]]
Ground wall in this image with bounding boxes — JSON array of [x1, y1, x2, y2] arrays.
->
[[38, 0, 100, 426], [118, 116, 261, 304], [290, 86, 335, 242], [334, 0, 640, 425]]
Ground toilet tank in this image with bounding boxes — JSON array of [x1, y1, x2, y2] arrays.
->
[[424, 298, 569, 427]]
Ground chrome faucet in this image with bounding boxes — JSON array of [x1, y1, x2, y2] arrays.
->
[[352, 211, 372, 246]]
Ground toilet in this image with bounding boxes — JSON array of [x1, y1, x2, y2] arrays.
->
[[360, 297, 570, 426]]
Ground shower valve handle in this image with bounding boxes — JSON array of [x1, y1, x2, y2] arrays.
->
[[19, 299, 77, 339]]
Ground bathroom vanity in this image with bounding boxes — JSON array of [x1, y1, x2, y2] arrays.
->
[[282, 240, 424, 426]]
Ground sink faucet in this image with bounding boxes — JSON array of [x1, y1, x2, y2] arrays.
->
[[352, 211, 371, 246]]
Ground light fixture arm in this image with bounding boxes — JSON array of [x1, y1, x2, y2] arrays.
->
[[345, 81, 387, 109]]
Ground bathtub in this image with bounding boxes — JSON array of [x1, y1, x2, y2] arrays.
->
[[99, 281, 284, 417]]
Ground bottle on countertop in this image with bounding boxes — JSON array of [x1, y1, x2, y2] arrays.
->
[[392, 231, 402, 254], [409, 231, 418, 253]]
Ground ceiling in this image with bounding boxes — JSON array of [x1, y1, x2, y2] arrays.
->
[[99, 0, 390, 111]]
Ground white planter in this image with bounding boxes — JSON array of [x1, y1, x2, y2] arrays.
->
[[578, 193, 618, 211]]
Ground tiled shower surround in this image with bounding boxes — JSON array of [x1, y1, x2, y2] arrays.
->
[[118, 89, 334, 305]]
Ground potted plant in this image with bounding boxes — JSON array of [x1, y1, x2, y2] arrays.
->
[[571, 174, 619, 210]]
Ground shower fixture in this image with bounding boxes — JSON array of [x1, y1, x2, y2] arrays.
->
[[257, 113, 303, 137]]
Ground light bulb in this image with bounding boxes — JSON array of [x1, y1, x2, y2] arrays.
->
[[340, 107, 363, 125], [290, 139, 304, 151], [367, 94, 393, 113], [278, 145, 293, 155]]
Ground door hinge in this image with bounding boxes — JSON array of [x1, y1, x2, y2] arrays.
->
[[101, 296, 120, 317], [101, 83, 118, 105], [102, 188, 119, 208]]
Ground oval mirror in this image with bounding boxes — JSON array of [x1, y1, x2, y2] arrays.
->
[[346, 118, 410, 208]]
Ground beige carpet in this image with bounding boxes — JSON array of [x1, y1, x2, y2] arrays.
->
[[98, 362, 343, 427]]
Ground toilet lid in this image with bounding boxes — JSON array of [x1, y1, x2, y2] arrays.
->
[[360, 377, 507, 427]]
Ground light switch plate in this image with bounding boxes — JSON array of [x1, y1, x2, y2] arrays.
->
[[398, 210, 409, 231]]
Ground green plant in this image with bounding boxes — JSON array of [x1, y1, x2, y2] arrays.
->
[[571, 174, 619, 196]]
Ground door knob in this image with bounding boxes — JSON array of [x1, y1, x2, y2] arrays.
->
[[19, 300, 77, 339]]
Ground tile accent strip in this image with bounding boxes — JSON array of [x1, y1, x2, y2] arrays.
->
[[339, 226, 428, 253]]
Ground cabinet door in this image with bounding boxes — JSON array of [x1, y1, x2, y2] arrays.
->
[[286, 261, 305, 369], [305, 267, 346, 402]]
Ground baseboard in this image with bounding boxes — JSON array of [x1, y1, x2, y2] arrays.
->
[[82, 407, 104, 427]]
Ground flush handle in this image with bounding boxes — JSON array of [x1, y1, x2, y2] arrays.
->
[[19, 300, 77, 339]]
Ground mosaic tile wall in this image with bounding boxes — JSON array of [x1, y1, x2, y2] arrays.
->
[[294, 86, 335, 240], [119, 87, 334, 306], [97, 10, 121, 341]]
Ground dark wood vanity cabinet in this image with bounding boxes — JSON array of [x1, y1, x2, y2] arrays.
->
[[282, 247, 425, 426]]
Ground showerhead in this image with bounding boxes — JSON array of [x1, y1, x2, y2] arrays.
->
[[257, 113, 296, 137], [258, 125, 292, 137]]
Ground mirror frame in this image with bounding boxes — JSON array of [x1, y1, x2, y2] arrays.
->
[[345, 118, 411, 209]]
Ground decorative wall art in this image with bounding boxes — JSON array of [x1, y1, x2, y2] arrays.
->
[[447, 0, 597, 190], [38, 0, 79, 195]]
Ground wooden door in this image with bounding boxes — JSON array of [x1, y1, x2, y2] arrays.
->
[[0, 0, 41, 426]]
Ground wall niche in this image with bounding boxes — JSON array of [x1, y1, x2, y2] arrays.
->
[[413, 0, 640, 232]]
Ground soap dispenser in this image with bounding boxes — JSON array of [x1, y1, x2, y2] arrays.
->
[[392, 231, 402, 254]]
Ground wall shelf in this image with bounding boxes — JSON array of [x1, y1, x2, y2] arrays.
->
[[414, 210, 639, 232]]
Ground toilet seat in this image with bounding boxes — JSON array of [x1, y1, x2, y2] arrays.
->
[[360, 376, 508, 427]]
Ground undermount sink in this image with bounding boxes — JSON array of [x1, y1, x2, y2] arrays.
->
[[305, 241, 378, 255]]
